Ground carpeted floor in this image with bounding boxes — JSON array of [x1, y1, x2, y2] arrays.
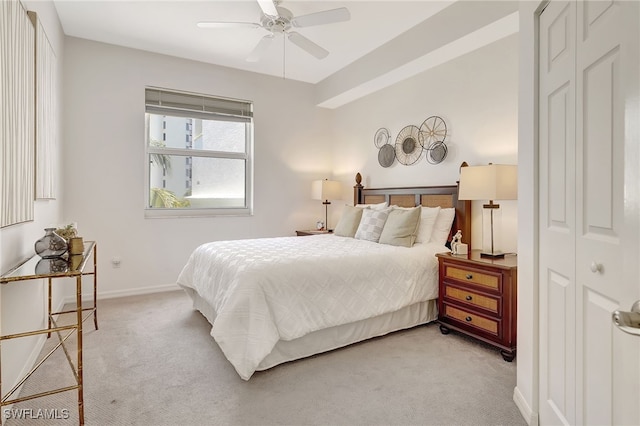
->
[[6, 290, 526, 425]]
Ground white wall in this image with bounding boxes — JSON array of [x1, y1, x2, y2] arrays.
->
[[514, 2, 543, 425], [329, 34, 519, 254], [62, 37, 333, 298], [0, 0, 66, 403]]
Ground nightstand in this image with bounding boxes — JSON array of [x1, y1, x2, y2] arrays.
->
[[295, 230, 332, 236], [435, 250, 517, 361]]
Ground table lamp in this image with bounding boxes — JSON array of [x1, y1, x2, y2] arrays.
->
[[311, 179, 342, 231], [458, 164, 517, 258]]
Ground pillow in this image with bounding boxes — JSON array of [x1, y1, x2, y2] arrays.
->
[[333, 205, 364, 238], [354, 208, 391, 242], [429, 208, 456, 246], [379, 206, 421, 247], [355, 202, 388, 210], [415, 206, 441, 244]]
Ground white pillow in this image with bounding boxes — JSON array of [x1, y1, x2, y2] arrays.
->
[[429, 208, 455, 246], [355, 202, 388, 210], [355, 208, 391, 242], [379, 206, 421, 247], [415, 206, 441, 244], [333, 206, 365, 238]]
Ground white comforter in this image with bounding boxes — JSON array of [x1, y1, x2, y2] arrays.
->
[[177, 234, 447, 380]]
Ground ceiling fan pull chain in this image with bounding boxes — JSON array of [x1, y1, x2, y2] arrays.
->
[[282, 33, 286, 80]]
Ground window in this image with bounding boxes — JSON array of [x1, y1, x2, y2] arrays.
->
[[145, 87, 253, 217]]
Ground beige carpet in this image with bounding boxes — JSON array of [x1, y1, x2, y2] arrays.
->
[[6, 290, 526, 425]]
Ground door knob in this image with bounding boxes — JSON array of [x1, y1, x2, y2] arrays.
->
[[612, 301, 640, 336], [590, 261, 602, 273]]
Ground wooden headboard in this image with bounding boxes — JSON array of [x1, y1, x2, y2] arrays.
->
[[352, 172, 471, 245]]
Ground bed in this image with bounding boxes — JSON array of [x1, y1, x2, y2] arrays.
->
[[177, 173, 471, 380]]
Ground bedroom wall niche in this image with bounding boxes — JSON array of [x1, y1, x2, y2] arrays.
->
[[0, 1, 35, 227], [29, 11, 57, 200]]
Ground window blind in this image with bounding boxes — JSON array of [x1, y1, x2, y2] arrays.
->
[[145, 87, 253, 120]]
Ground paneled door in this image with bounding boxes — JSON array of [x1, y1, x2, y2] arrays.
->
[[539, 1, 640, 424]]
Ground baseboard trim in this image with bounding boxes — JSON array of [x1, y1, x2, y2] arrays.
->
[[513, 386, 538, 426], [62, 283, 180, 304]]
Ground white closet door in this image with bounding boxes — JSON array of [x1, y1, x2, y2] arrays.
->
[[539, 1, 640, 424], [574, 1, 639, 424], [539, 2, 577, 423]]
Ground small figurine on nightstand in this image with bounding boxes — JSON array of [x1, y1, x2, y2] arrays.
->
[[316, 220, 325, 231], [451, 230, 468, 255], [451, 230, 462, 254]]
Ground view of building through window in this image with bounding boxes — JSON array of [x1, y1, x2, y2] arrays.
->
[[147, 114, 248, 209]]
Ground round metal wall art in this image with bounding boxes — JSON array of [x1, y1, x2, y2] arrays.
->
[[419, 116, 447, 148], [395, 125, 422, 165], [425, 141, 448, 164], [374, 127, 390, 148], [374, 116, 448, 167], [378, 144, 395, 167]]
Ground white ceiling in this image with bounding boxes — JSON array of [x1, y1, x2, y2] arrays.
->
[[52, 0, 519, 105]]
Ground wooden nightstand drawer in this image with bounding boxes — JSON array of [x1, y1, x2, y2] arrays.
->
[[436, 251, 517, 362], [444, 285, 499, 315], [444, 264, 501, 291], [444, 305, 499, 336]]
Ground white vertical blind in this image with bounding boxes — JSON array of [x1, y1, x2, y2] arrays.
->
[[0, 1, 35, 227], [30, 11, 56, 199]]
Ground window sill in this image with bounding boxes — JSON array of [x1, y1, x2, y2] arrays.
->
[[144, 207, 252, 218]]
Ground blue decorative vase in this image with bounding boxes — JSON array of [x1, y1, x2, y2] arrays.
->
[[34, 228, 68, 258]]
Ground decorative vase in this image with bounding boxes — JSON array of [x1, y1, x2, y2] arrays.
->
[[34, 228, 68, 258]]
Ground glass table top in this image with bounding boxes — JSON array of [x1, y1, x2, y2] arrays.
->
[[1, 241, 95, 283]]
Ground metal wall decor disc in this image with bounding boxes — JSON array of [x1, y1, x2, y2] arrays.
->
[[378, 144, 395, 167], [402, 137, 417, 154], [374, 128, 390, 148], [419, 116, 447, 147], [395, 125, 422, 165], [426, 141, 448, 164]]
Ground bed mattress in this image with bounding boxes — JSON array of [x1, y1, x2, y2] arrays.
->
[[177, 234, 447, 379]]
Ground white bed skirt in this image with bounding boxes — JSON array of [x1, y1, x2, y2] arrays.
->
[[183, 286, 438, 373]]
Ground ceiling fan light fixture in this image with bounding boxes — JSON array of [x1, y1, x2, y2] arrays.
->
[[197, 0, 350, 63], [257, 0, 279, 17], [246, 34, 275, 62], [288, 32, 329, 59], [291, 7, 351, 28]]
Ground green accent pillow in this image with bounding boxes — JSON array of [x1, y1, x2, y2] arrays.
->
[[378, 206, 421, 247], [333, 206, 365, 237]]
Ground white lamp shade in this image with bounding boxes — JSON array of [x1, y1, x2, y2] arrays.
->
[[312, 179, 342, 201], [458, 164, 517, 201]]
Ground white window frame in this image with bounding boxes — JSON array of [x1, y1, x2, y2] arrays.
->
[[144, 87, 253, 218]]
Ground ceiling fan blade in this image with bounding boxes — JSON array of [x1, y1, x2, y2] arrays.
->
[[256, 0, 279, 17], [291, 7, 350, 28], [246, 34, 274, 62], [287, 32, 329, 59], [197, 21, 261, 29]]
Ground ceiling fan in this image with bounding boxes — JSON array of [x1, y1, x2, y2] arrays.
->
[[197, 0, 350, 62]]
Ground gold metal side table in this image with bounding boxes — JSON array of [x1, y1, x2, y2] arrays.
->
[[0, 241, 97, 425]]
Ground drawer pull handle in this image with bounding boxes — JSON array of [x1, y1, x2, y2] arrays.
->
[[465, 295, 473, 301], [465, 274, 473, 280], [465, 316, 473, 322]]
